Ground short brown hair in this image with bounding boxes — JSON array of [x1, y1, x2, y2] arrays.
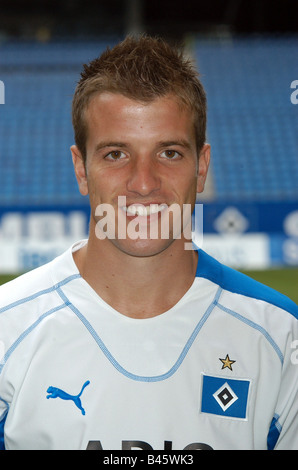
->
[[72, 35, 207, 161]]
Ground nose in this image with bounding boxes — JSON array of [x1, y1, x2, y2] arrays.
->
[[126, 156, 161, 196]]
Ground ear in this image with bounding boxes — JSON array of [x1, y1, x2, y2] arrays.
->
[[70, 145, 89, 196], [196, 143, 211, 194]]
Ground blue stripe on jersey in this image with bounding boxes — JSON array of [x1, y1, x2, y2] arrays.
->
[[56, 285, 222, 382], [0, 398, 8, 450], [196, 249, 298, 319], [0, 303, 67, 375], [216, 302, 283, 363], [0, 414, 6, 450], [267, 414, 282, 450], [0, 274, 80, 316]]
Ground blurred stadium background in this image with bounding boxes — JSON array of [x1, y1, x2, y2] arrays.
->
[[0, 0, 297, 302]]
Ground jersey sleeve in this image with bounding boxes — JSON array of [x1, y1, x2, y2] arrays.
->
[[269, 317, 298, 450]]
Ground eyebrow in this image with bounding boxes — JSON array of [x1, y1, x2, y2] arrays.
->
[[94, 141, 128, 153], [94, 139, 193, 153], [156, 140, 193, 150]]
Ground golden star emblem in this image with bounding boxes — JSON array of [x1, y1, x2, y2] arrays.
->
[[219, 354, 236, 371]]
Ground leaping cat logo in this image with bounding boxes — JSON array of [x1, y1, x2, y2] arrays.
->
[[46, 380, 90, 415]]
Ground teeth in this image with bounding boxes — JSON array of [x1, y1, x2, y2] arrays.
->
[[124, 204, 167, 216]]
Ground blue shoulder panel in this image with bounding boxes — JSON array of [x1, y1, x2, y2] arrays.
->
[[196, 249, 298, 319]]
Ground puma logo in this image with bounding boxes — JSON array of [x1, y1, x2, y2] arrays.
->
[[46, 380, 90, 415]]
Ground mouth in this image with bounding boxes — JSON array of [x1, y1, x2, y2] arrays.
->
[[122, 203, 168, 217]]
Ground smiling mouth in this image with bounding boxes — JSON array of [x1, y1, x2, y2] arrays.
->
[[122, 203, 168, 217]]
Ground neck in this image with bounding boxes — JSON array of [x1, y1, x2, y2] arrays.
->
[[73, 234, 198, 319]]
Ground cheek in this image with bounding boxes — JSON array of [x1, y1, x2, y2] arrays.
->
[[84, 170, 100, 204], [86, 170, 120, 206], [179, 169, 198, 197]]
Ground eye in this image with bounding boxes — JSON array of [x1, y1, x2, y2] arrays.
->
[[160, 150, 181, 160], [105, 150, 126, 161]]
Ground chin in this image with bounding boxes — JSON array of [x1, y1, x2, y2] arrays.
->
[[111, 237, 176, 258]]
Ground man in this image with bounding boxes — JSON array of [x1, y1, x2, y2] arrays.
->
[[0, 36, 297, 450]]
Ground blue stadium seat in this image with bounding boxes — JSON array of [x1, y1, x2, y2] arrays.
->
[[0, 37, 297, 207], [194, 37, 298, 201]]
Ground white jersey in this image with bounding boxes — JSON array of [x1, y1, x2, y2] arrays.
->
[[0, 240, 297, 450]]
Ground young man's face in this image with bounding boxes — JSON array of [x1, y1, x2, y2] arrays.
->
[[71, 92, 210, 257]]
